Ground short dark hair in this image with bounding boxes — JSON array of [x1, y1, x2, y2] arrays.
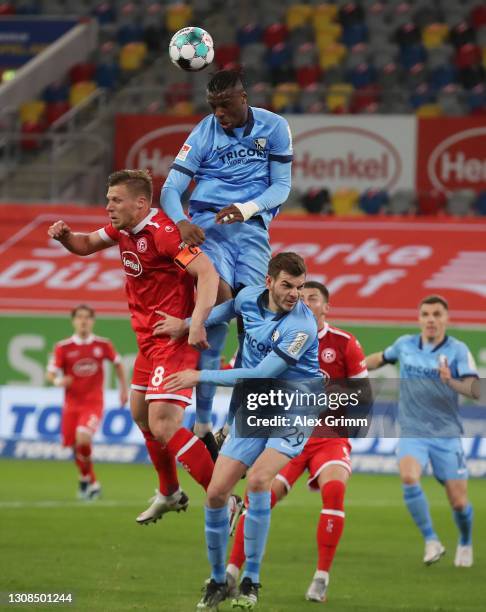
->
[[419, 295, 449, 311], [304, 281, 329, 302], [207, 69, 244, 94], [268, 252, 306, 279], [107, 169, 153, 202], [71, 304, 95, 318]]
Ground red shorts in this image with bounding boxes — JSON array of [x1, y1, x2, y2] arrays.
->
[[131, 338, 199, 407], [276, 438, 352, 492], [61, 407, 102, 447]]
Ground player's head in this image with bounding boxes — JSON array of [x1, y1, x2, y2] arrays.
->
[[418, 295, 449, 342], [266, 252, 306, 313], [71, 304, 95, 337], [302, 281, 330, 323], [206, 69, 248, 131], [106, 169, 153, 230]]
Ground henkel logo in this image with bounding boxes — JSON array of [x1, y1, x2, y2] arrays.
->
[[121, 251, 142, 277], [125, 123, 198, 179], [428, 127, 486, 194], [292, 125, 402, 190], [72, 358, 98, 377]]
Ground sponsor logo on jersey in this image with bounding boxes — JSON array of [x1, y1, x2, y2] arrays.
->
[[321, 348, 336, 363], [287, 332, 309, 357], [176, 143, 191, 161], [254, 137, 267, 151], [245, 332, 273, 357], [271, 329, 280, 342], [93, 346, 103, 358], [136, 237, 148, 252], [121, 251, 143, 277], [165, 225, 174, 233], [72, 358, 98, 377], [218, 147, 267, 165]]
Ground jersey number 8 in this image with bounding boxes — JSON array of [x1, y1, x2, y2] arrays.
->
[[151, 366, 165, 387]]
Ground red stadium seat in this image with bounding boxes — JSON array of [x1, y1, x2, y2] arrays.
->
[[471, 4, 486, 30], [263, 23, 289, 48], [215, 44, 240, 68], [69, 62, 96, 84], [455, 44, 481, 69], [46, 101, 70, 126], [417, 189, 446, 215], [20, 120, 45, 151], [296, 65, 321, 87]]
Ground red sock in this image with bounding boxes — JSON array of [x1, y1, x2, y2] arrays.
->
[[75, 443, 96, 483], [166, 428, 214, 490], [229, 489, 278, 569], [317, 480, 346, 572], [141, 429, 179, 496]]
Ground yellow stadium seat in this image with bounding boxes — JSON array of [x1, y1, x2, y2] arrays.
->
[[319, 43, 347, 69], [20, 100, 46, 124], [119, 42, 147, 72], [286, 4, 313, 30], [422, 23, 449, 49], [166, 3, 193, 33], [168, 101, 194, 116], [272, 82, 300, 112], [326, 83, 353, 111], [416, 103, 442, 117], [313, 4, 338, 31], [316, 23, 342, 49], [69, 81, 96, 107], [331, 189, 360, 216]]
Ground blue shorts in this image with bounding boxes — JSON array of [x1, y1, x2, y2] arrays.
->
[[396, 437, 468, 483], [220, 421, 308, 467], [191, 210, 271, 290]]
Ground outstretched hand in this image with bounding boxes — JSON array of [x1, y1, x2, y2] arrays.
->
[[164, 369, 201, 392]]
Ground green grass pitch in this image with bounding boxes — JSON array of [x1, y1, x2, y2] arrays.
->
[[0, 459, 483, 611]]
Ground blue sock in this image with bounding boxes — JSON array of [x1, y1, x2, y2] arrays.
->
[[403, 484, 438, 541], [453, 504, 473, 546], [196, 322, 229, 426], [205, 505, 229, 583], [243, 491, 271, 583]]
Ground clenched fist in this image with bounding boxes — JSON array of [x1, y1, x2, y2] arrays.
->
[[48, 220, 72, 241]]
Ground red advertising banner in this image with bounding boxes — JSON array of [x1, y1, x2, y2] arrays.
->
[[1, 205, 485, 324], [417, 117, 486, 195], [114, 114, 201, 199]]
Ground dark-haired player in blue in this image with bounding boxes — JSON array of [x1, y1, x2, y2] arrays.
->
[[366, 295, 480, 568], [156, 253, 322, 610], [160, 69, 293, 450]]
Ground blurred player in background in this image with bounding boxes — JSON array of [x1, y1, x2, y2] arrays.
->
[[46, 304, 128, 500], [161, 68, 293, 450], [159, 253, 321, 610], [366, 295, 480, 568], [226, 282, 369, 604], [47, 169, 220, 524]]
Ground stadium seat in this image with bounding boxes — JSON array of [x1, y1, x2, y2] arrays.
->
[[471, 4, 486, 29], [474, 190, 486, 215], [69, 62, 96, 84], [410, 83, 436, 109], [326, 82, 354, 112], [286, 4, 313, 31], [319, 43, 347, 69], [45, 101, 70, 125], [350, 84, 381, 113], [167, 101, 194, 116], [296, 64, 321, 87], [347, 62, 376, 88], [0, 1, 15, 15], [215, 44, 240, 68], [20, 120, 45, 152], [338, 2, 365, 28], [418, 189, 446, 214], [119, 42, 147, 73], [69, 81, 97, 107], [446, 189, 476, 216], [19, 100, 46, 124], [316, 23, 342, 50], [395, 23, 421, 47], [415, 103, 442, 117], [93, 2, 115, 25], [359, 189, 388, 214], [265, 42, 292, 70], [399, 44, 427, 69], [430, 64, 458, 90], [165, 3, 192, 32], [263, 23, 289, 48], [422, 23, 450, 49], [438, 85, 466, 115], [43, 81, 69, 103], [389, 189, 416, 215], [331, 188, 360, 215], [450, 21, 476, 47], [294, 42, 318, 69], [302, 188, 331, 215], [271, 82, 300, 112], [236, 24, 263, 46], [459, 65, 485, 89], [342, 23, 368, 47], [312, 3, 338, 31]]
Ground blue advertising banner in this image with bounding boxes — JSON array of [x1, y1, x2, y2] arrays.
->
[[1, 386, 485, 477], [0, 18, 77, 67]]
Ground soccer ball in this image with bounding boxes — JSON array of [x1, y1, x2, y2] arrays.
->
[[169, 26, 215, 72]]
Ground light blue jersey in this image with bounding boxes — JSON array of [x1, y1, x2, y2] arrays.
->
[[161, 107, 292, 289], [383, 334, 478, 437]]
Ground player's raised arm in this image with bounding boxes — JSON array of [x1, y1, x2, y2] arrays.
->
[[181, 250, 219, 350], [48, 220, 111, 256]]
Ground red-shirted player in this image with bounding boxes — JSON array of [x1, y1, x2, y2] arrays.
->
[[226, 281, 369, 603], [46, 304, 128, 500], [47, 169, 220, 524]]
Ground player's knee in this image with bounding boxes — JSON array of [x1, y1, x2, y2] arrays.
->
[[206, 483, 230, 508], [247, 470, 271, 492], [149, 417, 179, 444], [401, 473, 419, 486]]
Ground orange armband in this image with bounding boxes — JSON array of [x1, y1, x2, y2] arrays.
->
[[174, 244, 202, 270]]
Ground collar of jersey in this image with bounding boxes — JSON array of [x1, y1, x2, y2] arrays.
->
[[318, 322, 329, 339], [257, 289, 286, 321], [130, 208, 158, 234], [221, 107, 255, 138], [418, 334, 449, 352], [71, 334, 95, 345]]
